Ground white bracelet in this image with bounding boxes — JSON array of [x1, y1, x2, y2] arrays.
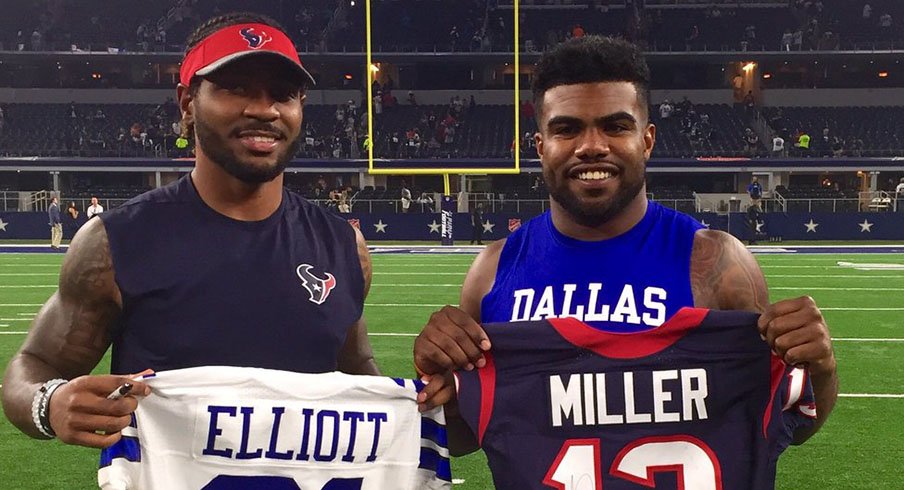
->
[[31, 379, 67, 438]]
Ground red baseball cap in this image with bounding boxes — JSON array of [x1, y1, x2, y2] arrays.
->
[[179, 23, 315, 87]]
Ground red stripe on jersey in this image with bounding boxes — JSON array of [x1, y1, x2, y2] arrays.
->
[[477, 352, 497, 446], [763, 354, 787, 438], [547, 307, 710, 359]]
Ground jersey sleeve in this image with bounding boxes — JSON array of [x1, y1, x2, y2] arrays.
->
[[780, 367, 818, 435], [97, 414, 141, 490], [453, 352, 497, 447]]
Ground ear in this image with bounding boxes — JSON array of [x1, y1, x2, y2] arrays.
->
[[176, 83, 195, 130], [643, 123, 656, 161], [534, 131, 545, 158]]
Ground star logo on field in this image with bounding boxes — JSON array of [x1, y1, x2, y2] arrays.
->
[[482, 220, 495, 233], [859, 219, 874, 233], [699, 219, 710, 229], [804, 219, 819, 233], [0, 218, 7, 231], [428, 220, 441, 234], [373, 220, 388, 233]]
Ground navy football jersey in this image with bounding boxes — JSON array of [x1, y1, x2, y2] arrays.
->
[[455, 308, 816, 490], [100, 175, 364, 374]]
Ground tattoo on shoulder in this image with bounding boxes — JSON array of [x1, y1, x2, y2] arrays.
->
[[691, 230, 768, 312], [51, 221, 120, 373]]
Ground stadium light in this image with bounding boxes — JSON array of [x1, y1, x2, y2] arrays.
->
[[762, 73, 772, 79], [370, 63, 380, 73], [742, 62, 756, 72], [879, 71, 889, 78]]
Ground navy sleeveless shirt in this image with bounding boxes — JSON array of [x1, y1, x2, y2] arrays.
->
[[100, 175, 364, 374], [482, 201, 704, 332]]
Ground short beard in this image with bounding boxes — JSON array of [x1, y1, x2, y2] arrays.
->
[[548, 171, 646, 228], [194, 115, 300, 184]]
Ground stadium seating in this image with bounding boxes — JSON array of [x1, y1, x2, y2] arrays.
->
[[3, 0, 903, 53], [0, 102, 785, 159], [763, 106, 904, 158]]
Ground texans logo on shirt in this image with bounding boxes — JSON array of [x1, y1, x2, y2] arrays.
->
[[296, 264, 337, 305], [239, 27, 272, 49]]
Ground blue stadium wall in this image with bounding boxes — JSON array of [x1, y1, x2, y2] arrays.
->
[[3, 211, 903, 241]]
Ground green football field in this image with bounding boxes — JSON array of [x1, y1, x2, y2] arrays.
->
[[0, 251, 903, 489]]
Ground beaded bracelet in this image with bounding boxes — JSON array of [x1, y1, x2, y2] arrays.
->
[[31, 379, 67, 438]]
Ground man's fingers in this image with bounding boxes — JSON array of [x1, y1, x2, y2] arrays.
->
[[441, 306, 491, 351], [761, 308, 821, 347], [68, 413, 133, 435], [414, 337, 459, 374], [69, 430, 123, 449], [417, 377, 455, 411], [758, 296, 817, 331], [771, 326, 815, 359]]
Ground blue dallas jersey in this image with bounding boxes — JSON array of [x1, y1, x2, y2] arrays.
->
[[482, 201, 704, 332], [455, 308, 816, 490]]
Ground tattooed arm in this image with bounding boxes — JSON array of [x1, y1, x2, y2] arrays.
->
[[690, 229, 769, 311], [690, 229, 837, 444], [1, 218, 150, 447], [337, 226, 379, 375]]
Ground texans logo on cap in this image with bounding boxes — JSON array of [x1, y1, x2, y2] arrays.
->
[[239, 27, 272, 49]]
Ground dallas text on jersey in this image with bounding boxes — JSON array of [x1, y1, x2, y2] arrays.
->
[[200, 401, 391, 463], [549, 369, 709, 427], [511, 284, 668, 327]]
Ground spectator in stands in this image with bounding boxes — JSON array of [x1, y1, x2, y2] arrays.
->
[[743, 91, 756, 119], [684, 24, 699, 51], [772, 134, 785, 157], [470, 203, 484, 245], [407, 91, 418, 106], [744, 128, 759, 154], [659, 99, 673, 119], [792, 28, 803, 50], [0, 105, 4, 137], [572, 24, 585, 39], [30, 28, 42, 51], [849, 137, 864, 157], [86, 196, 104, 219], [795, 130, 811, 154], [400, 181, 412, 213], [896, 178, 904, 205], [45, 195, 61, 250], [67, 202, 79, 220], [831, 136, 845, 157], [781, 29, 793, 51], [879, 12, 895, 41], [416, 192, 434, 212], [747, 176, 763, 206]]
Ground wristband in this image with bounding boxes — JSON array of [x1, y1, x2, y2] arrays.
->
[[31, 379, 67, 438]]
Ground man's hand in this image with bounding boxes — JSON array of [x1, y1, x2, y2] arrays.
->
[[414, 305, 490, 376], [758, 296, 835, 375], [48, 373, 152, 448], [413, 306, 490, 411]]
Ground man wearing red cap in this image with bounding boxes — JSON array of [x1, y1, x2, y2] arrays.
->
[[3, 13, 379, 448]]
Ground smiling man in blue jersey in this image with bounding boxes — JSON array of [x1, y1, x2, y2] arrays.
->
[[413, 36, 837, 458]]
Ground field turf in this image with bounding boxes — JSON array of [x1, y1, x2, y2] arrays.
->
[[0, 251, 902, 488]]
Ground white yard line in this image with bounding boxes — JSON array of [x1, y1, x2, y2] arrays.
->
[[839, 394, 904, 399]]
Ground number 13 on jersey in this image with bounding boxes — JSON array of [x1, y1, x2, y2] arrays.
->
[[543, 436, 722, 490]]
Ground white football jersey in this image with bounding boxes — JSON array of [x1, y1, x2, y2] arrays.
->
[[98, 366, 450, 490]]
